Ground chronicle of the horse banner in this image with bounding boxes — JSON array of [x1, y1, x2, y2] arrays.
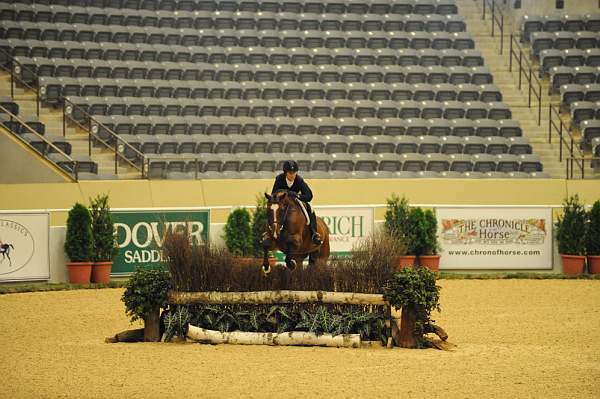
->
[[0, 212, 49, 281], [436, 207, 553, 270]]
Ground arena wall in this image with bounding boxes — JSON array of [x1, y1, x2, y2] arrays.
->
[[2, 179, 598, 282]]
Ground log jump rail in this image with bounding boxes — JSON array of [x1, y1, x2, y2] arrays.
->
[[167, 290, 423, 349]]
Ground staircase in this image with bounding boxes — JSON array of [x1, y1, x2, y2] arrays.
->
[[457, 0, 570, 178], [0, 71, 140, 179]]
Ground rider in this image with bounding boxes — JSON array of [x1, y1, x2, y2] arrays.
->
[[271, 160, 322, 245]]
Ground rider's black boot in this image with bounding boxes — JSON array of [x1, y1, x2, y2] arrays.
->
[[309, 212, 322, 245]]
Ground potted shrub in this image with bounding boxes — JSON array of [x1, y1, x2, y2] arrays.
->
[[90, 194, 118, 284], [384, 194, 414, 269], [413, 208, 441, 271], [555, 195, 587, 275], [586, 200, 600, 274], [251, 194, 276, 266], [383, 267, 442, 348], [64, 202, 94, 284], [122, 266, 171, 342], [224, 207, 255, 265]]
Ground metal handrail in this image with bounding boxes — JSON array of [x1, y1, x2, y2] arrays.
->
[[0, 105, 78, 181], [548, 104, 585, 179], [62, 97, 146, 176], [0, 50, 41, 116], [482, 0, 505, 55], [0, 47, 146, 177], [508, 34, 543, 125]]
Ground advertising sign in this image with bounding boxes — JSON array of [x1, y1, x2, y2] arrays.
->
[[314, 206, 374, 256], [112, 210, 210, 275], [0, 213, 49, 281], [437, 207, 553, 270]]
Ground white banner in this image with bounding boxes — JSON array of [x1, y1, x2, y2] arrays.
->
[[0, 213, 49, 281], [437, 207, 553, 270], [314, 207, 374, 254]]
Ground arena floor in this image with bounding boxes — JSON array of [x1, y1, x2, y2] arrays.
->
[[1, 280, 599, 398]]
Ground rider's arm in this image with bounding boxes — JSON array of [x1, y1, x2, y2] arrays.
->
[[271, 174, 283, 194], [297, 177, 313, 202]]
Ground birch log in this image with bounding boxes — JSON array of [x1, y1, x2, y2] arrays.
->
[[169, 290, 386, 305], [187, 325, 361, 348]]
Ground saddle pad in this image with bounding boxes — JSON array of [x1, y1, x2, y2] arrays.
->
[[294, 198, 310, 226]]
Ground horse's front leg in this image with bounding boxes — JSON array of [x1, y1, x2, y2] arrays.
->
[[261, 235, 275, 274]]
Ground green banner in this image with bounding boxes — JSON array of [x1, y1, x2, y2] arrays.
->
[[112, 210, 210, 275]]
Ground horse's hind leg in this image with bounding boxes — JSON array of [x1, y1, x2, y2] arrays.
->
[[308, 251, 318, 266]]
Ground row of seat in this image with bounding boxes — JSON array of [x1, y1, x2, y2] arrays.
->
[[7, 0, 459, 15], [91, 115, 523, 138], [569, 101, 600, 125], [114, 133, 532, 156], [579, 120, 600, 148], [560, 83, 600, 108], [0, 5, 466, 33], [522, 14, 600, 42], [540, 49, 600, 77], [550, 66, 600, 94], [140, 169, 552, 180], [13, 57, 494, 86], [7, 44, 485, 68], [40, 77, 502, 104], [0, 22, 476, 50], [0, 98, 95, 173], [530, 31, 600, 58], [66, 96, 512, 121], [142, 151, 543, 175]]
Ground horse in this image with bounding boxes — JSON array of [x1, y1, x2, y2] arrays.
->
[[261, 190, 330, 274], [0, 244, 14, 267]]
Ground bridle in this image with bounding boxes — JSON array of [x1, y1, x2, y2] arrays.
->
[[268, 196, 291, 240]]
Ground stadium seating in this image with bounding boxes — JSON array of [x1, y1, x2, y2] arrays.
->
[[0, 0, 550, 179]]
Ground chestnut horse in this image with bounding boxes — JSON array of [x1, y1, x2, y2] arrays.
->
[[262, 190, 330, 273]]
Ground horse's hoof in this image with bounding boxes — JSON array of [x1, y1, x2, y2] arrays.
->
[[262, 264, 271, 275], [286, 259, 297, 270]]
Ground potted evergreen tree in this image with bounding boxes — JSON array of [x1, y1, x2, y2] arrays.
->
[[555, 195, 587, 275], [384, 194, 414, 269], [122, 266, 171, 342], [90, 194, 118, 284], [224, 207, 254, 265], [64, 202, 94, 284], [586, 200, 600, 274], [413, 208, 441, 271]]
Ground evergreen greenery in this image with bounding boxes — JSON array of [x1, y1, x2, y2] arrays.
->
[[250, 194, 268, 258], [383, 194, 413, 253], [64, 202, 93, 262], [122, 266, 171, 323], [383, 267, 441, 348], [224, 207, 253, 256], [89, 194, 118, 262], [555, 195, 587, 255], [409, 208, 440, 256], [586, 200, 600, 256]]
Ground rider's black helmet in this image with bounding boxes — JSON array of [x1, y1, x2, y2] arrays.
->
[[282, 160, 299, 173]]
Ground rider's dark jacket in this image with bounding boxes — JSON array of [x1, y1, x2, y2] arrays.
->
[[271, 173, 313, 203]]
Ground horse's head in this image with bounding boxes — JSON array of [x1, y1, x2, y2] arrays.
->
[[264, 190, 294, 239]]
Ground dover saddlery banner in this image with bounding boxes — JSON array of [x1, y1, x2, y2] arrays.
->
[[112, 210, 210, 275], [0, 213, 49, 281], [437, 207, 553, 270], [315, 206, 374, 255]]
